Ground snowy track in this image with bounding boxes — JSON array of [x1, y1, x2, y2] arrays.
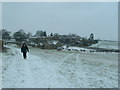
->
[[2, 46, 118, 88]]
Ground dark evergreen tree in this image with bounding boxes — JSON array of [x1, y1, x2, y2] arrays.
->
[[50, 33, 53, 36], [43, 31, 47, 36]]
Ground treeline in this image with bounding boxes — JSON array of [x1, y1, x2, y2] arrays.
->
[[0, 29, 46, 41], [0, 29, 63, 41], [0, 29, 99, 49]]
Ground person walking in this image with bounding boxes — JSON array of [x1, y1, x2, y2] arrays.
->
[[21, 43, 29, 59]]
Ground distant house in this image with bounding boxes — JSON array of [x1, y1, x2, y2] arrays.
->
[[48, 40, 58, 45]]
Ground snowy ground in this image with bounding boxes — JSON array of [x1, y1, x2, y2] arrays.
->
[[2, 45, 118, 88], [90, 40, 119, 49], [0, 52, 2, 89]]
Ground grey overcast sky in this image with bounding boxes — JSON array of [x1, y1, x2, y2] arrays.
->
[[2, 2, 118, 41]]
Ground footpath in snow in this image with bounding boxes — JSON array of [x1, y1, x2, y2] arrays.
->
[[2, 45, 118, 88]]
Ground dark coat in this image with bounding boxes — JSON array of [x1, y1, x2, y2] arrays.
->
[[21, 45, 29, 53]]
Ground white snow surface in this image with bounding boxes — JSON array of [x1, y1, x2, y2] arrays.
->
[[2, 45, 118, 88], [90, 40, 119, 49], [0, 52, 2, 89]]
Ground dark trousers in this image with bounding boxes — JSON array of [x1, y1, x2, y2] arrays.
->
[[23, 52, 27, 59]]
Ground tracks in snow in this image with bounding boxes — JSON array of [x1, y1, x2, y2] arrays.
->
[[2, 46, 118, 88], [57, 53, 85, 87]]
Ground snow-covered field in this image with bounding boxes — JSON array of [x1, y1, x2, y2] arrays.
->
[[2, 45, 118, 88], [90, 40, 119, 49], [0, 52, 2, 89]]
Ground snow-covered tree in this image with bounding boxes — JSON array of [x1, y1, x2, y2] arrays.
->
[[89, 33, 94, 40], [0, 29, 11, 40], [26, 32, 32, 38], [35, 30, 47, 37], [13, 29, 27, 42]]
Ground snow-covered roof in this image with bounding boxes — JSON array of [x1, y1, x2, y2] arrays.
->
[[48, 40, 58, 45]]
